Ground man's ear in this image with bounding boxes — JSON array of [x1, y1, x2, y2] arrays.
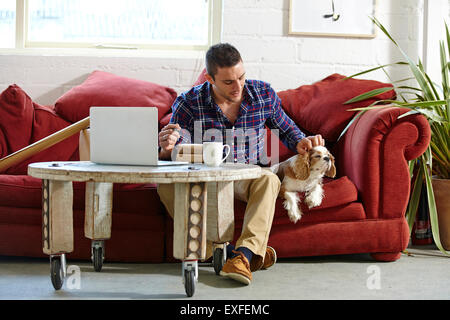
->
[[204, 73, 215, 85]]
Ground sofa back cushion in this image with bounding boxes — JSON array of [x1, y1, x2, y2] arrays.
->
[[0, 128, 5, 159], [193, 68, 208, 86], [54, 70, 178, 123], [0, 85, 34, 153], [0, 85, 79, 174], [277, 73, 396, 142]]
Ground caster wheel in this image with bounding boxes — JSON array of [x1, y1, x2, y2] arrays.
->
[[93, 246, 104, 272], [50, 256, 64, 290], [213, 248, 224, 275], [184, 269, 196, 297]]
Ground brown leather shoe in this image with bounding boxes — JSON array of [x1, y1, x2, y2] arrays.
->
[[250, 246, 277, 272], [262, 246, 277, 270], [220, 250, 252, 285]]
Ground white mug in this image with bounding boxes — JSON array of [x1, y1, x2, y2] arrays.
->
[[202, 142, 231, 167]]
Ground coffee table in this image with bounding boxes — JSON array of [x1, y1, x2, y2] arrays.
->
[[28, 161, 261, 296]]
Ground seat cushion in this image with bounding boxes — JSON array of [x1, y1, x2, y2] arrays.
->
[[0, 175, 163, 219], [234, 175, 362, 226], [0, 175, 42, 208], [55, 70, 178, 123]]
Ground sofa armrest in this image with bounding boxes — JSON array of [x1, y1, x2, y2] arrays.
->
[[335, 106, 430, 219]]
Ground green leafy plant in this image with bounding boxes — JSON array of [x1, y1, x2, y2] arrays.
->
[[340, 16, 450, 255]]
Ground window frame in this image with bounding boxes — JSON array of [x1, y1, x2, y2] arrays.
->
[[12, 0, 222, 51]]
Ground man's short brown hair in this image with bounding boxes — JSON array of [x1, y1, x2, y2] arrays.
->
[[205, 43, 242, 79]]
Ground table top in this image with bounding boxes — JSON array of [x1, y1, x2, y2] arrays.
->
[[28, 161, 262, 184]]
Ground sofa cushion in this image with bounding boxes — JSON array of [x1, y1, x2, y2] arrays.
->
[[159, 112, 172, 130], [193, 68, 208, 86], [235, 175, 361, 225], [0, 175, 162, 218], [277, 73, 396, 142], [0, 85, 80, 174], [0, 175, 42, 208], [0, 128, 6, 159], [264, 128, 296, 164], [55, 70, 178, 123], [0, 85, 35, 154]]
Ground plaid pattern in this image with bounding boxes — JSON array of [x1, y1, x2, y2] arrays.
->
[[169, 80, 305, 164]]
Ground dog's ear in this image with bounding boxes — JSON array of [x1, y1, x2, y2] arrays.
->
[[326, 153, 336, 178], [293, 152, 310, 180]]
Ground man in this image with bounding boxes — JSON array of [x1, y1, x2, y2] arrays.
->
[[157, 43, 324, 285]]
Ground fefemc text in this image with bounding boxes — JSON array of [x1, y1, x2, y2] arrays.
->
[[224, 304, 270, 315]]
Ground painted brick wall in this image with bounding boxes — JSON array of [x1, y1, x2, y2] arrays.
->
[[0, 0, 436, 105]]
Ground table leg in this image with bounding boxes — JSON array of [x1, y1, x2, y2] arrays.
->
[[173, 182, 207, 260], [84, 181, 113, 272], [206, 181, 234, 274], [42, 179, 74, 255], [206, 181, 234, 242], [173, 182, 207, 297], [41, 179, 73, 290]]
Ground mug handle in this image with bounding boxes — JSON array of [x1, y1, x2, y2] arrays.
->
[[222, 144, 231, 163]]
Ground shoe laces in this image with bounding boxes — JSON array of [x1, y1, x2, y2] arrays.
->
[[232, 250, 250, 269]]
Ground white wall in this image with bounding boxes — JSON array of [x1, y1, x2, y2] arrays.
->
[[0, 0, 445, 106], [423, 0, 450, 85]]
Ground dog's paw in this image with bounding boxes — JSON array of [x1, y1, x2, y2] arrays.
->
[[287, 209, 302, 223], [282, 192, 302, 223], [284, 201, 302, 223], [305, 192, 323, 209], [305, 187, 324, 209], [305, 197, 322, 209]]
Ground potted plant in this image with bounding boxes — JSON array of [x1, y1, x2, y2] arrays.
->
[[341, 17, 449, 255]]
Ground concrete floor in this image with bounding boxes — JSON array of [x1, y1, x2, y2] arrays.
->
[[0, 245, 449, 301]]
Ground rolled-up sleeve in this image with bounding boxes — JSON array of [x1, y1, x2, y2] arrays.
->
[[169, 95, 194, 145]]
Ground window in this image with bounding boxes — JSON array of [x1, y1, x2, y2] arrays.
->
[[0, 0, 16, 48], [0, 0, 222, 50]]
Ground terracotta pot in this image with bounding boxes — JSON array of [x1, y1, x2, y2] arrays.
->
[[432, 178, 450, 250]]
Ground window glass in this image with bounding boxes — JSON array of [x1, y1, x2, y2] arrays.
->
[[0, 0, 16, 48], [27, 0, 209, 47]]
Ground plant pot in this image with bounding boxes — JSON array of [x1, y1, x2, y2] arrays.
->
[[432, 178, 450, 250]]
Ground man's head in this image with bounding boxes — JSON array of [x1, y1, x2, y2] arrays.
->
[[205, 43, 246, 103]]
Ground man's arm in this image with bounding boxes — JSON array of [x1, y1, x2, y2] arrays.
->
[[158, 95, 194, 160]]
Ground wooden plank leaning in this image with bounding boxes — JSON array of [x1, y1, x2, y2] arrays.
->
[[0, 116, 90, 173]]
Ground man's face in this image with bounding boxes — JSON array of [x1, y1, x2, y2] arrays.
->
[[206, 61, 246, 103]]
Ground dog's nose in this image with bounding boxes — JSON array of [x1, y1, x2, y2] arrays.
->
[[324, 156, 330, 162]]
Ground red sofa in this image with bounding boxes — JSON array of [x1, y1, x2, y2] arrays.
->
[[0, 70, 430, 263]]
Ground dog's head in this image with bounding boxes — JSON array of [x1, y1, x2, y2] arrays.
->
[[291, 146, 336, 180]]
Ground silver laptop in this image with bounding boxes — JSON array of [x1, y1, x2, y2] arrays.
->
[[89, 107, 188, 166]]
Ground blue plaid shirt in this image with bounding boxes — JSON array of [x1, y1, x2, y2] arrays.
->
[[169, 80, 305, 164]]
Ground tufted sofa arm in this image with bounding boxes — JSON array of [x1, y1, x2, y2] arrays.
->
[[335, 106, 431, 220]]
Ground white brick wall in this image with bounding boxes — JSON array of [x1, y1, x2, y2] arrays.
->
[[0, 0, 444, 105]]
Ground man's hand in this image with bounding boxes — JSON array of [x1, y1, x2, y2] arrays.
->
[[296, 134, 325, 155], [158, 123, 181, 159]]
